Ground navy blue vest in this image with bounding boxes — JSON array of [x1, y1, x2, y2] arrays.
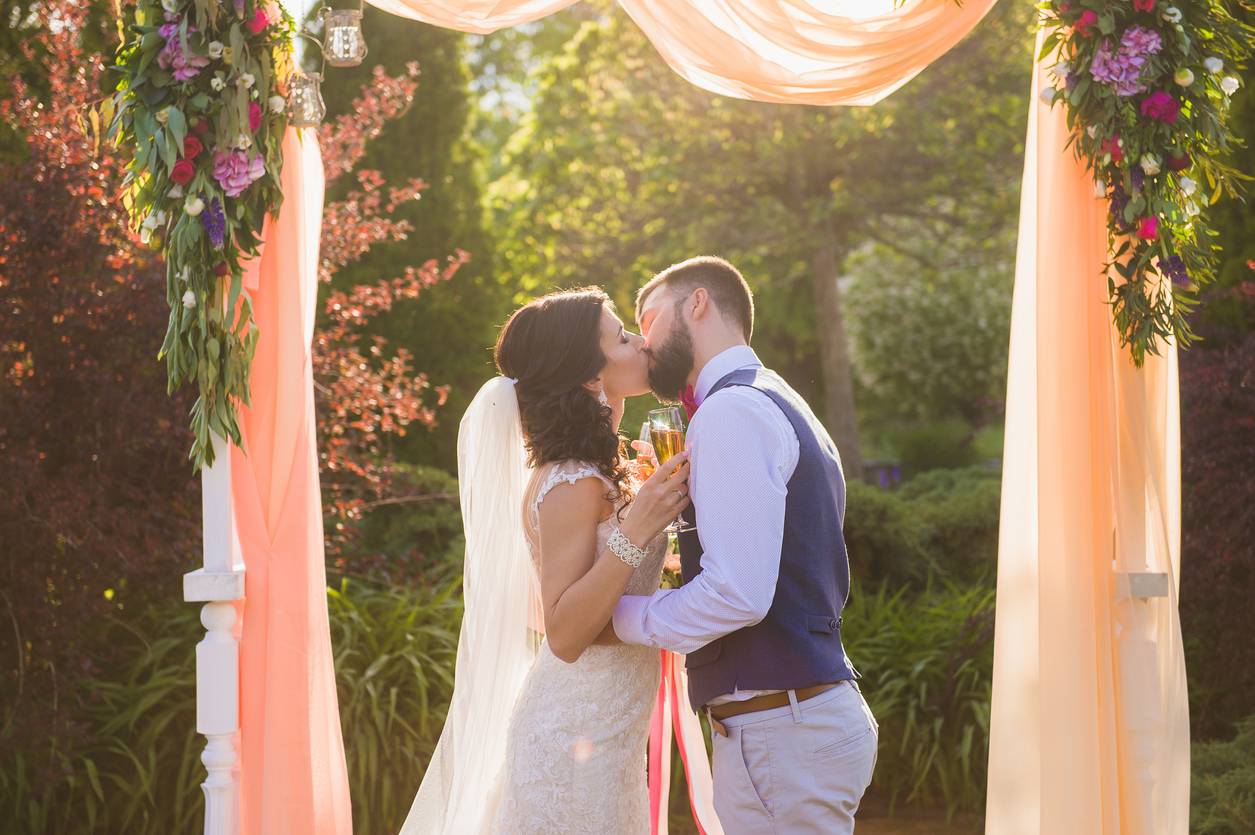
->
[[678, 367, 859, 710]]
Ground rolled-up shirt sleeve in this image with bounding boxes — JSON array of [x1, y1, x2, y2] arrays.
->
[[612, 386, 797, 654]]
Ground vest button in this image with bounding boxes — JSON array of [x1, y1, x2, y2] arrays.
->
[[829, 617, 839, 630]]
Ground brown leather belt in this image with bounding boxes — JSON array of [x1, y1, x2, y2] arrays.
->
[[707, 682, 843, 722]]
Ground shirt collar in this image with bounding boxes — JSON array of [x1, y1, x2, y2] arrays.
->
[[694, 345, 762, 406]]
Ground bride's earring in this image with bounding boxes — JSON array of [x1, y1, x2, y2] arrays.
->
[[597, 389, 610, 407]]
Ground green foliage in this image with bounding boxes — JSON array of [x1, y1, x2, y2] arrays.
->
[[0, 579, 463, 835], [328, 578, 463, 834], [109, 0, 297, 469], [319, 13, 510, 474], [1192, 716, 1255, 834], [1039, 1, 1255, 364], [845, 467, 1003, 587], [844, 582, 996, 818]]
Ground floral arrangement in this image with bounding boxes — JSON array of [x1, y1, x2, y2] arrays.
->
[[1038, 1, 1253, 365], [109, 0, 296, 468]]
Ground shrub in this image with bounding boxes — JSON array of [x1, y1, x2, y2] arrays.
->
[[844, 581, 996, 818], [899, 466, 1002, 583], [1192, 715, 1255, 834], [845, 481, 937, 586]]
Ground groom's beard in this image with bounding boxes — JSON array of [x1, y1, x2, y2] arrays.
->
[[647, 318, 696, 402]]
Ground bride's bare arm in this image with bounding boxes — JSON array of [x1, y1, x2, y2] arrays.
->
[[538, 455, 689, 663]]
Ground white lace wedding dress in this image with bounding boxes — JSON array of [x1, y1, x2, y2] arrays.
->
[[490, 459, 668, 835]]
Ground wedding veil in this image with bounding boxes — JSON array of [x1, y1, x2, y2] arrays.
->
[[399, 376, 542, 834]]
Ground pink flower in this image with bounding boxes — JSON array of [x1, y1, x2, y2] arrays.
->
[[1132, 0, 1155, 11], [1076, 9, 1099, 36], [1140, 90, 1181, 123], [212, 148, 265, 197], [247, 8, 269, 34], [1137, 216, 1159, 240], [248, 101, 263, 132], [158, 31, 210, 82], [1166, 152, 1191, 171]]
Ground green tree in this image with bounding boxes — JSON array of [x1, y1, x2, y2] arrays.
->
[[319, 10, 510, 474], [489, 1, 1035, 478]]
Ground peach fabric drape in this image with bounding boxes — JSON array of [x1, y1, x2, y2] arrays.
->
[[985, 32, 1189, 835], [233, 127, 354, 835], [366, 0, 997, 106]]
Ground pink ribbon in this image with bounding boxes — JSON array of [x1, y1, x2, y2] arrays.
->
[[649, 650, 722, 834]]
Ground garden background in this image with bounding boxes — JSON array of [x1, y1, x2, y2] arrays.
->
[[1, 1, 1253, 832]]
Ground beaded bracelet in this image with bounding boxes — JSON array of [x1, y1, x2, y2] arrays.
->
[[607, 528, 647, 568]]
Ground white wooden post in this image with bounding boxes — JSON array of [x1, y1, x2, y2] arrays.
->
[[184, 432, 245, 835]]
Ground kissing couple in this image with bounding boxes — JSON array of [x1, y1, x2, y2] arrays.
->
[[399, 257, 878, 835]]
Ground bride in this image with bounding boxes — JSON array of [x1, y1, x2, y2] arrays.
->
[[400, 287, 691, 834]]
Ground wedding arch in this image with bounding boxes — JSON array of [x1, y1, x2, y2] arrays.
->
[[106, 0, 1251, 833]]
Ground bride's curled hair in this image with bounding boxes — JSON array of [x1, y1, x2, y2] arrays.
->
[[495, 287, 629, 506]]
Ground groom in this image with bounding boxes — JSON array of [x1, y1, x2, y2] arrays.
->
[[612, 256, 877, 833]]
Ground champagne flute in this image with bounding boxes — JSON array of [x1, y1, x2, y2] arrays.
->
[[647, 406, 695, 533]]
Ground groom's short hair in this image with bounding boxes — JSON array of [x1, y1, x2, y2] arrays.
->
[[636, 256, 754, 340]]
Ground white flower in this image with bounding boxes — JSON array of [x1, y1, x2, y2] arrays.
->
[[182, 289, 197, 309], [139, 226, 153, 245], [1086, 125, 1099, 139], [1179, 176, 1197, 197], [178, 265, 190, 283], [1050, 61, 1070, 81], [208, 40, 224, 59], [1203, 57, 1224, 74], [154, 209, 168, 226], [1185, 201, 1201, 218], [160, 0, 179, 13], [235, 134, 252, 150], [155, 107, 169, 125], [167, 184, 184, 199], [1039, 86, 1058, 105], [1220, 76, 1240, 95], [210, 75, 226, 91], [1093, 179, 1107, 198], [268, 95, 286, 114], [1139, 154, 1161, 177], [1174, 68, 1194, 87], [238, 72, 255, 89], [1161, 6, 1182, 23], [184, 196, 205, 216]]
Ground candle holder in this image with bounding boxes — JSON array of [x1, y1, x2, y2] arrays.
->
[[287, 71, 326, 127], [320, 4, 367, 67]]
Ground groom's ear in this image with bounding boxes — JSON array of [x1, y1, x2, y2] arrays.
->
[[688, 287, 710, 322]]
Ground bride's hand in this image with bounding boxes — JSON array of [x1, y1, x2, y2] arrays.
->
[[621, 452, 690, 543]]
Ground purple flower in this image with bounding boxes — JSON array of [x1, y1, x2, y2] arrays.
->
[[1107, 182, 1134, 232], [1090, 39, 1149, 96], [1131, 166, 1145, 191], [201, 197, 226, 249], [1157, 255, 1189, 287], [212, 148, 265, 197], [1120, 25, 1163, 59]]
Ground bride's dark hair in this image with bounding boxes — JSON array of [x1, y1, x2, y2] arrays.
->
[[495, 287, 629, 507]]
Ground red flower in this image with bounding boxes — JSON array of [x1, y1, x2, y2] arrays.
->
[[248, 101, 263, 133], [192, 118, 210, 137], [1166, 152, 1191, 172], [247, 8, 269, 34], [1102, 136, 1125, 163], [1132, 0, 1155, 10], [170, 158, 195, 185], [214, 262, 230, 277], [1140, 90, 1181, 124], [1137, 216, 1159, 240], [1076, 9, 1099, 36], [183, 135, 203, 160]]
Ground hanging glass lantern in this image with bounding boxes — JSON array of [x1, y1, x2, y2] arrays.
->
[[287, 72, 326, 127], [321, 7, 367, 67]]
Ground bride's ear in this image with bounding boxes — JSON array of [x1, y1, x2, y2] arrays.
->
[[583, 377, 610, 406]]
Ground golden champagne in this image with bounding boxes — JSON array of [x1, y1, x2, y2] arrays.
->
[[650, 428, 685, 464]]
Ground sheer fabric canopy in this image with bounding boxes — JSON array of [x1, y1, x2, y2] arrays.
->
[[235, 3, 1188, 834]]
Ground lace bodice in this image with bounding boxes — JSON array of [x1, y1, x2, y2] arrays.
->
[[490, 460, 668, 833], [521, 459, 668, 596]]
